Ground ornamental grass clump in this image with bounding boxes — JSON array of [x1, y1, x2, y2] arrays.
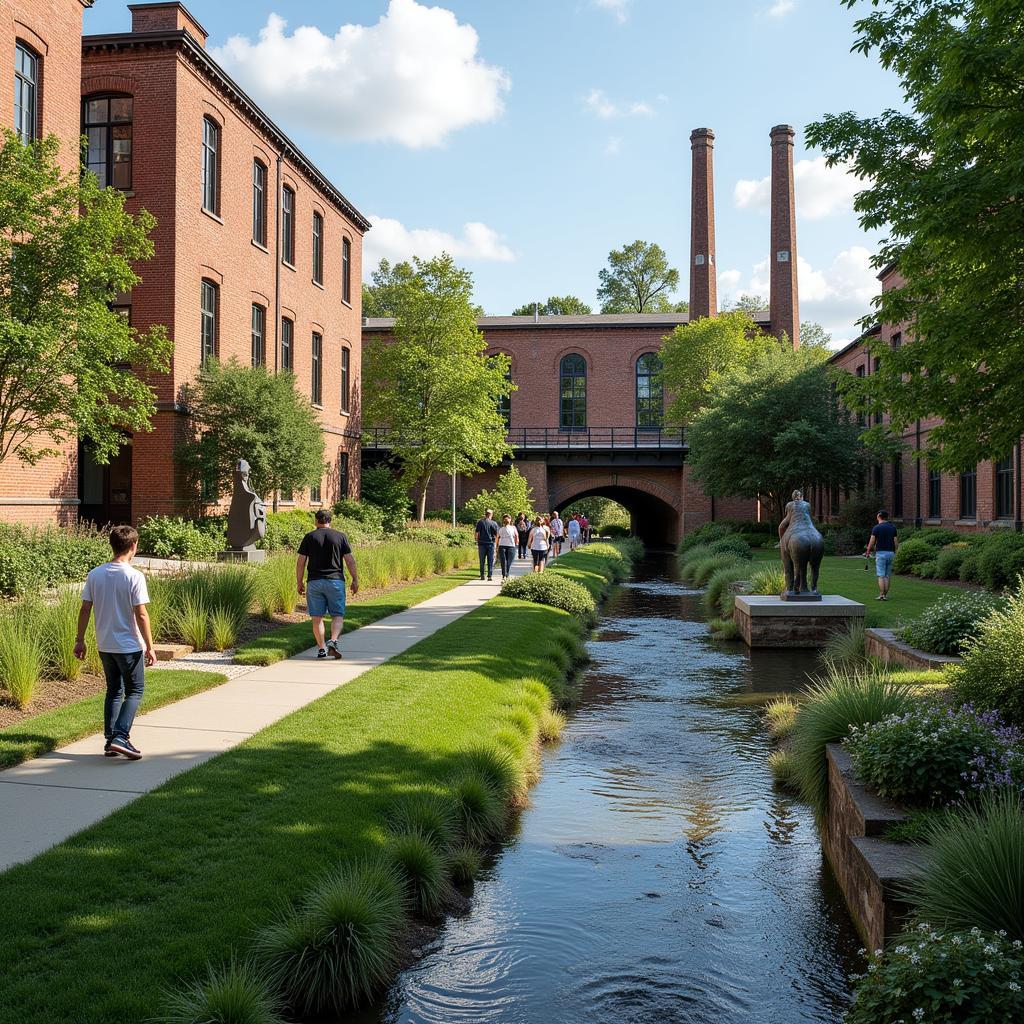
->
[[42, 589, 83, 682], [763, 697, 799, 740], [500, 573, 597, 620], [386, 793, 458, 852], [768, 749, 799, 791], [449, 769, 506, 846], [0, 598, 44, 708], [387, 828, 450, 918], [677, 543, 713, 583], [846, 703, 1024, 807], [209, 606, 239, 652], [460, 743, 526, 803], [255, 555, 298, 617], [821, 620, 868, 670], [690, 553, 744, 588], [900, 591, 1005, 657], [172, 593, 209, 652], [846, 923, 1024, 1024], [747, 565, 785, 596], [155, 957, 285, 1024], [703, 563, 750, 618], [448, 845, 483, 886], [538, 707, 567, 743]]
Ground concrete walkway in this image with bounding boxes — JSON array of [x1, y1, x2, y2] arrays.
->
[[0, 556, 542, 873]]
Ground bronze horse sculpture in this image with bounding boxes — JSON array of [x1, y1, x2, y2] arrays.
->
[[777, 489, 825, 599]]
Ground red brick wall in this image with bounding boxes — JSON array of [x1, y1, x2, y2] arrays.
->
[[0, 0, 89, 525]]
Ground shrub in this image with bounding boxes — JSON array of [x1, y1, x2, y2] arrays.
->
[[899, 591, 1005, 656], [822, 620, 867, 669], [704, 564, 750, 618], [677, 521, 736, 554], [834, 490, 884, 531], [599, 523, 630, 538], [935, 541, 971, 580], [790, 665, 917, 819], [448, 845, 483, 886], [155, 958, 285, 1024], [917, 559, 939, 579], [831, 527, 866, 555], [764, 697, 799, 740], [255, 858, 406, 1015], [916, 528, 964, 550], [902, 792, 1024, 941], [949, 580, 1024, 725], [846, 703, 1024, 807], [387, 793, 458, 852], [892, 537, 935, 576], [42, 589, 84, 682], [748, 565, 785, 596], [449, 770, 506, 845], [677, 543, 713, 582], [501, 573, 596, 620], [975, 531, 1024, 591], [137, 516, 220, 561], [399, 524, 475, 548], [464, 467, 536, 524], [387, 828, 450, 917], [330, 498, 386, 538], [359, 466, 412, 533], [846, 923, 1024, 1024], [707, 535, 753, 561], [0, 597, 44, 707], [0, 522, 110, 597], [960, 544, 984, 584], [690, 553, 744, 588]]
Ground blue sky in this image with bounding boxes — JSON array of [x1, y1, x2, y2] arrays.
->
[[85, 0, 903, 343]]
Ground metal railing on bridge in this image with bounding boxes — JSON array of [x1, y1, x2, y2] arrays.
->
[[362, 426, 687, 450]]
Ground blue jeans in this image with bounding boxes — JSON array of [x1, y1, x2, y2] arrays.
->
[[478, 543, 495, 579], [100, 650, 145, 742], [498, 546, 515, 577]]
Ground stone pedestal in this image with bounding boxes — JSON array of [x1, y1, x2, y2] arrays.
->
[[217, 548, 266, 564], [733, 594, 865, 648]]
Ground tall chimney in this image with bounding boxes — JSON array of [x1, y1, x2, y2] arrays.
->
[[769, 124, 799, 347], [689, 128, 717, 320]]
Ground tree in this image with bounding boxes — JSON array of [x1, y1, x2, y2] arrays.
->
[[805, 0, 1024, 472], [0, 131, 170, 468], [464, 466, 535, 522], [364, 258, 484, 318], [597, 240, 682, 313], [800, 321, 833, 350], [660, 311, 777, 426], [178, 360, 325, 511], [360, 465, 411, 532], [725, 293, 769, 315], [512, 295, 593, 316], [362, 254, 514, 521], [686, 345, 865, 521]]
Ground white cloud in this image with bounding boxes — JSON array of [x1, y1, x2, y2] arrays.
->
[[212, 1, 509, 148], [718, 268, 743, 294], [365, 215, 515, 267], [767, 0, 797, 16], [734, 157, 862, 220], [584, 88, 653, 119], [593, 0, 631, 23], [605, 136, 623, 156]]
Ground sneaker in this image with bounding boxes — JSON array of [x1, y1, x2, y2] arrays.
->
[[108, 737, 142, 760], [326, 639, 342, 660], [103, 740, 118, 758], [317, 647, 328, 659]]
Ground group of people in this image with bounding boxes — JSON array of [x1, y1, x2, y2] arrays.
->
[[474, 509, 593, 580]]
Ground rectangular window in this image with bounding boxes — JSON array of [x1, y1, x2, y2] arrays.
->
[[252, 160, 267, 246], [928, 468, 942, 519], [960, 467, 977, 519], [200, 280, 218, 363], [342, 237, 352, 304], [891, 332, 902, 350], [280, 317, 294, 371], [340, 347, 350, 414], [873, 462, 884, 493], [201, 117, 220, 214], [83, 96, 133, 190], [996, 455, 1015, 520], [339, 452, 349, 499], [251, 304, 266, 367], [892, 458, 903, 518], [855, 365, 866, 427], [310, 482, 321, 504], [14, 43, 38, 143], [312, 212, 324, 285], [282, 186, 295, 265], [311, 332, 322, 405]]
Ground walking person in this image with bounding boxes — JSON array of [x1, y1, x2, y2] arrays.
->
[[475, 507, 499, 581], [581, 513, 590, 543], [528, 516, 551, 573], [515, 513, 530, 560], [497, 514, 518, 579], [567, 513, 582, 551], [550, 510, 565, 558], [865, 509, 899, 601], [74, 525, 156, 760], [297, 510, 359, 659]]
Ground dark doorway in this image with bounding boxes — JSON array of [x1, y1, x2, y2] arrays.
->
[[79, 438, 133, 526]]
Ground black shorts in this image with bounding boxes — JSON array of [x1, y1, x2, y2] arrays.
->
[[532, 550, 548, 567]]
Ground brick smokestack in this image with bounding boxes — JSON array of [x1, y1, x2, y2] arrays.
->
[[769, 124, 800, 348], [689, 128, 717, 320]]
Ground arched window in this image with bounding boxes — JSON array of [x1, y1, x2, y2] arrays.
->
[[636, 352, 663, 430], [83, 95, 133, 190], [201, 116, 220, 214], [559, 354, 587, 431], [14, 42, 39, 143]]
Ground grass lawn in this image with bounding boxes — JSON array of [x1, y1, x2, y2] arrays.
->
[[751, 549, 967, 627], [0, 670, 226, 770], [0, 547, 628, 1024], [234, 566, 479, 665]]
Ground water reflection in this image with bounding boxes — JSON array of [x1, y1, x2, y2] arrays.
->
[[370, 556, 858, 1024]]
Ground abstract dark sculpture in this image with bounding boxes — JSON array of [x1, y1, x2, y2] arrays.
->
[[778, 488, 824, 600], [223, 459, 266, 559]]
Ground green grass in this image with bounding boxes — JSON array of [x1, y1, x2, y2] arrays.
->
[[752, 550, 968, 627], [0, 547, 629, 1024], [233, 567, 478, 665], [0, 669, 228, 769]]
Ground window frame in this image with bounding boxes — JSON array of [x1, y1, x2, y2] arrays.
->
[[251, 303, 266, 367], [959, 466, 977, 520], [83, 94, 134, 191], [311, 331, 323, 406], [201, 116, 221, 215], [200, 279, 218, 364], [310, 481, 322, 504], [928, 467, 942, 519], [342, 236, 352, 304], [340, 346, 351, 414], [635, 352, 664, 431], [14, 41, 39, 144], [559, 353, 587, 432], [892, 458, 903, 519], [281, 185, 296, 266], [280, 316, 294, 372], [252, 159, 268, 246], [995, 456, 1015, 520], [312, 211, 324, 286], [339, 452, 349, 499]]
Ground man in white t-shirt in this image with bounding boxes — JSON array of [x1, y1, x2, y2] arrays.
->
[[549, 511, 565, 557], [74, 525, 156, 760]]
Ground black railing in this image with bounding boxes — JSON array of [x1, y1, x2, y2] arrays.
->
[[363, 426, 686, 450]]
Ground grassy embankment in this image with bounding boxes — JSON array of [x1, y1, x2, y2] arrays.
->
[[0, 545, 632, 1024]]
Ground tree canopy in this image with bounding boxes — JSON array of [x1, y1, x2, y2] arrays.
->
[[362, 254, 514, 521], [0, 131, 170, 468], [725, 293, 770, 315], [464, 466, 536, 522], [364, 258, 484, 318], [686, 345, 865, 520], [806, 0, 1024, 471], [511, 295, 593, 316], [597, 240, 683, 313], [178, 360, 325, 510]]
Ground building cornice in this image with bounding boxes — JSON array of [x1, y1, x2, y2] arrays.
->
[[82, 29, 371, 232], [363, 312, 773, 332]]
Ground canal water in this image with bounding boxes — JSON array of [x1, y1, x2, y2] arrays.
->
[[372, 554, 859, 1023]]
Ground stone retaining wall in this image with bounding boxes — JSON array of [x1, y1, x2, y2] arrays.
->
[[733, 595, 865, 648], [864, 628, 961, 672]]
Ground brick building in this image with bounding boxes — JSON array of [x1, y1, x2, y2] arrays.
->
[[828, 264, 1024, 532], [0, 0, 93, 524], [364, 125, 802, 545]]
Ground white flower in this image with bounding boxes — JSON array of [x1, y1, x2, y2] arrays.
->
[[952, 978, 962, 987], [913, 1009, 925, 1021], [1009, 982, 1021, 992]]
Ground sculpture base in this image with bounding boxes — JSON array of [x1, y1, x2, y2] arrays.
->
[[733, 595, 865, 648], [218, 548, 266, 564], [780, 591, 823, 602]]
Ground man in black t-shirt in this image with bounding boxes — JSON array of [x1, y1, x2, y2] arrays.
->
[[865, 509, 899, 601], [475, 508, 499, 581], [297, 510, 360, 659]]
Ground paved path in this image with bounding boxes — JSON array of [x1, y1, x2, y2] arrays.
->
[[0, 556, 541, 873]]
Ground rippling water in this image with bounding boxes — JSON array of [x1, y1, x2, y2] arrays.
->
[[367, 556, 859, 1024]]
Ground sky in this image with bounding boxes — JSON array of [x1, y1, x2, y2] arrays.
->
[[84, 0, 905, 345]]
